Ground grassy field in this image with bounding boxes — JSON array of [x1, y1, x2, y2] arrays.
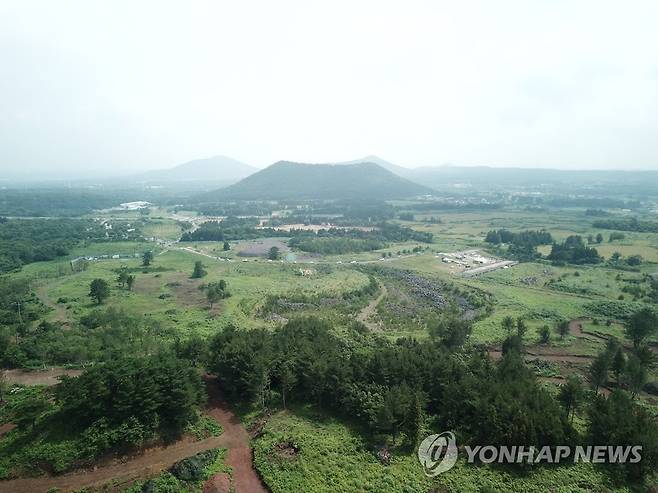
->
[[254, 408, 631, 493], [30, 246, 373, 337]]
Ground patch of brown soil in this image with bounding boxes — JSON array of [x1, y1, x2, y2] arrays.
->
[[170, 278, 207, 308], [274, 441, 299, 460], [0, 423, 16, 437], [203, 472, 231, 493], [3, 368, 82, 386]]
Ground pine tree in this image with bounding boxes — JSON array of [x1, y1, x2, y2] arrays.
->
[[191, 261, 207, 279]]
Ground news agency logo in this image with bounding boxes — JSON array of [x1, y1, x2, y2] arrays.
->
[[417, 431, 458, 477], [418, 431, 643, 477]]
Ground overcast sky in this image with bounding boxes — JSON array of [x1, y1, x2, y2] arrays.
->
[[1, 1, 658, 178]]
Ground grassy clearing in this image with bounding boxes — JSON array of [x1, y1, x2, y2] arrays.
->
[[254, 409, 631, 493], [141, 220, 183, 241], [29, 247, 373, 337]]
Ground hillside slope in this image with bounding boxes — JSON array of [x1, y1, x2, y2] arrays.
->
[[135, 156, 257, 183], [209, 161, 433, 200], [335, 155, 410, 177]]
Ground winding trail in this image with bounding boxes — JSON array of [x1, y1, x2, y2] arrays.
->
[[356, 281, 387, 331], [0, 376, 267, 493], [34, 282, 71, 327]]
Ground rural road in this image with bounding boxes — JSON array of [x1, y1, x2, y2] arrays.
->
[[0, 376, 267, 493]]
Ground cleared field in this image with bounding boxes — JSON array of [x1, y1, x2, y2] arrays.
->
[[32, 248, 373, 336]]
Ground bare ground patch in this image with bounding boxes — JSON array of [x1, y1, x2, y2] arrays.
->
[[3, 368, 82, 386]]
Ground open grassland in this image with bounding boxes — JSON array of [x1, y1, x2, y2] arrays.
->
[[30, 247, 373, 337], [141, 220, 183, 240]]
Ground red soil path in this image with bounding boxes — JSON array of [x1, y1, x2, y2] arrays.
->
[[0, 376, 267, 493]]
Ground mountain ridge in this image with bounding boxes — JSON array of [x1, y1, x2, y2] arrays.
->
[[205, 160, 433, 200], [133, 155, 257, 183]]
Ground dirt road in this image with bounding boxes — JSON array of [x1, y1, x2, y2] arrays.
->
[[204, 377, 268, 493], [356, 281, 387, 331], [0, 377, 267, 493]]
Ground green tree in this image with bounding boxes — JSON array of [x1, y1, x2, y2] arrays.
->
[[595, 233, 603, 243], [376, 385, 413, 445], [89, 278, 110, 304], [126, 274, 135, 291], [191, 261, 207, 279], [558, 374, 583, 423], [625, 308, 658, 348], [588, 390, 658, 480], [142, 251, 154, 266], [634, 344, 655, 368], [501, 316, 515, 335], [611, 347, 626, 383], [556, 319, 570, 339], [116, 267, 129, 288], [589, 353, 609, 391], [14, 395, 50, 430], [207, 286, 221, 308], [223, 241, 230, 251], [403, 390, 426, 447], [626, 254, 642, 266], [621, 354, 647, 398], [539, 325, 551, 344], [277, 360, 297, 409], [175, 336, 206, 367], [429, 308, 472, 348], [268, 246, 280, 260]]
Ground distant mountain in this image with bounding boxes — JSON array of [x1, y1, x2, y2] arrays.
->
[[208, 161, 434, 200], [335, 155, 410, 177], [406, 165, 658, 189], [134, 156, 257, 183]]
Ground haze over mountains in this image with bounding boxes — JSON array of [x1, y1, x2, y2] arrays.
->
[[206, 161, 433, 200], [8, 153, 658, 199], [132, 155, 257, 183], [333, 155, 410, 176]]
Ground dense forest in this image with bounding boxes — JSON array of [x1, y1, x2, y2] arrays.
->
[[210, 316, 658, 481]]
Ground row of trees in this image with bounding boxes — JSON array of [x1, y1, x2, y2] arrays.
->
[[484, 229, 553, 246], [484, 229, 553, 261], [181, 219, 433, 253], [208, 314, 657, 480], [593, 217, 658, 233], [548, 235, 602, 264]]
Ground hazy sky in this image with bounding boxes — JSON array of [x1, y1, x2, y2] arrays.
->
[[1, 0, 658, 178]]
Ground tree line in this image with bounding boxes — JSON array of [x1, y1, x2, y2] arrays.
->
[[208, 314, 657, 481]]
